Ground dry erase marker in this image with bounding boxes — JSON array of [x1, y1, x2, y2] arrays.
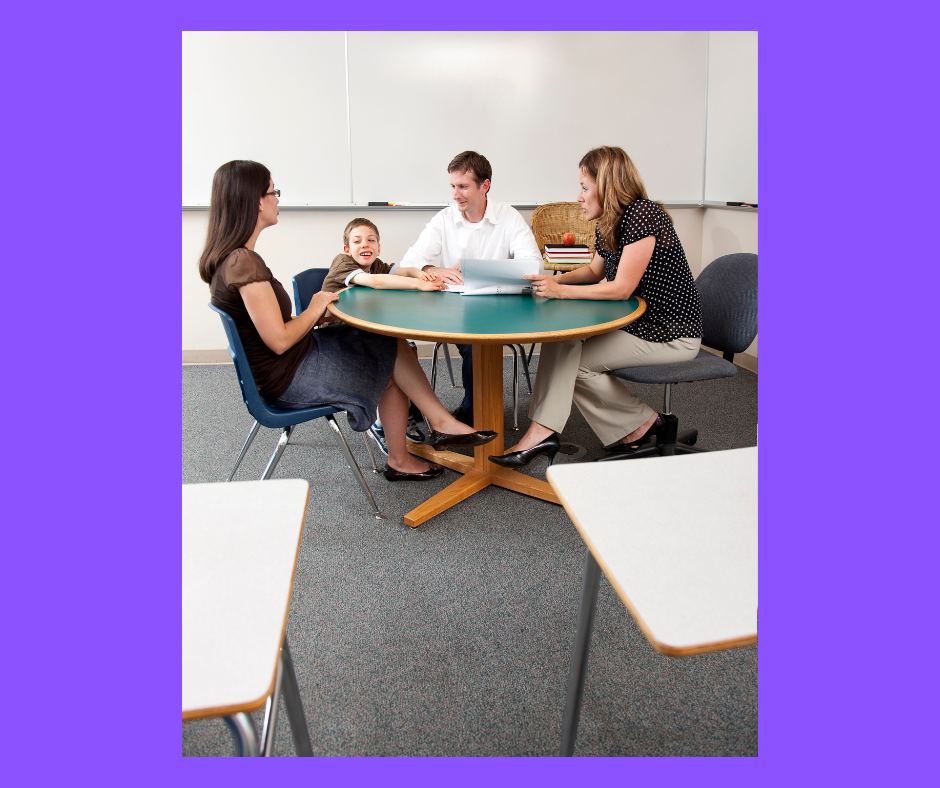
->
[[368, 202, 393, 206], [727, 202, 757, 208]]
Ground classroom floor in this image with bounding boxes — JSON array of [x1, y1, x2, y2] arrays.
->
[[182, 354, 758, 756]]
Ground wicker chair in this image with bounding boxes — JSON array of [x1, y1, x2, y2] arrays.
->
[[530, 202, 596, 273]]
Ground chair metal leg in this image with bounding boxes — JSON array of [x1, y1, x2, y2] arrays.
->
[[508, 344, 520, 430], [326, 414, 385, 519], [260, 644, 285, 755], [261, 425, 295, 480], [525, 343, 536, 367], [516, 344, 533, 394], [663, 383, 673, 415], [280, 635, 314, 756], [227, 420, 261, 481], [442, 342, 457, 386], [560, 548, 602, 757], [430, 343, 441, 390], [224, 712, 259, 756], [360, 431, 381, 473]]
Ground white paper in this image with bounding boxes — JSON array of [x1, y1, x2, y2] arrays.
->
[[458, 258, 541, 296]]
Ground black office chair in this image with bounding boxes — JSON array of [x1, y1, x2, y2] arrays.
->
[[598, 252, 758, 461]]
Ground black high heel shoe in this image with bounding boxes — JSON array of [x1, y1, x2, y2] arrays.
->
[[603, 414, 664, 454], [488, 433, 561, 468]]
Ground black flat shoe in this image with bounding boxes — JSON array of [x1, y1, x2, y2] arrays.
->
[[428, 429, 498, 451], [488, 433, 561, 468], [384, 462, 445, 481], [604, 415, 664, 454]]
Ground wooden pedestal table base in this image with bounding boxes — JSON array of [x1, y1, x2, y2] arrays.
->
[[327, 288, 645, 528], [404, 343, 559, 527]]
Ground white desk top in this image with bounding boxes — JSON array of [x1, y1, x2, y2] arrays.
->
[[182, 479, 309, 719], [547, 448, 757, 656]]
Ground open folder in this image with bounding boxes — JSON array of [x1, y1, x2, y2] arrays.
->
[[444, 258, 541, 296]]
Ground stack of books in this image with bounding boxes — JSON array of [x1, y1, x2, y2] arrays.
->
[[544, 244, 592, 265]]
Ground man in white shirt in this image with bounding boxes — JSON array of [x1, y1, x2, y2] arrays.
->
[[398, 151, 542, 425]]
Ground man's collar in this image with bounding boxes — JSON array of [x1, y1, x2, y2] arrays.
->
[[450, 198, 500, 226]]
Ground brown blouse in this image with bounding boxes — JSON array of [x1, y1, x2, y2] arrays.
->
[[210, 248, 313, 402]]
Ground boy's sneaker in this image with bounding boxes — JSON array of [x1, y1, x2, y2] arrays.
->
[[406, 416, 425, 444], [367, 422, 388, 456]]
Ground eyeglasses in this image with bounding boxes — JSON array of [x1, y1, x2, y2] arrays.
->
[[265, 189, 281, 198]]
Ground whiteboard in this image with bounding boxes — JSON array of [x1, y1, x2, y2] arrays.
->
[[705, 32, 758, 204], [347, 31, 707, 204], [182, 32, 756, 207], [182, 31, 351, 205]]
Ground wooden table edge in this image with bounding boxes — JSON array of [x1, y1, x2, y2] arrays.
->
[[327, 296, 646, 344], [546, 475, 757, 658]]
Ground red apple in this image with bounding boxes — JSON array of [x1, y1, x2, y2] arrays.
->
[[562, 233, 575, 246]]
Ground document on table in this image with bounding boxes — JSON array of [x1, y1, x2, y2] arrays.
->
[[443, 258, 541, 296]]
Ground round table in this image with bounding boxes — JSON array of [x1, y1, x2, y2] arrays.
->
[[329, 289, 645, 527]]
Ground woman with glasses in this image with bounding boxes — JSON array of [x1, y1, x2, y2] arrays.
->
[[199, 160, 497, 482]]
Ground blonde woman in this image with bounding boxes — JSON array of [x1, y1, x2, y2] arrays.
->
[[490, 146, 703, 466]]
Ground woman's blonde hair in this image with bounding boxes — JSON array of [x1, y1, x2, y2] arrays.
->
[[579, 146, 672, 253]]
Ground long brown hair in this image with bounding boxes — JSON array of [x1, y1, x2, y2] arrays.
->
[[198, 160, 271, 283], [579, 147, 672, 253]]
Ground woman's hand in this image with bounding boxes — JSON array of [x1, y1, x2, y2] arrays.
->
[[310, 289, 339, 317], [420, 270, 442, 282], [241, 280, 327, 354], [525, 274, 565, 300]]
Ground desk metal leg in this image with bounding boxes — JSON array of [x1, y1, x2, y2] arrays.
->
[[559, 548, 601, 756], [224, 712, 259, 756], [280, 635, 314, 756], [260, 646, 285, 755]]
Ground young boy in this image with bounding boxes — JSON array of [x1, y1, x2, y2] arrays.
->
[[322, 218, 444, 293], [323, 218, 441, 453]]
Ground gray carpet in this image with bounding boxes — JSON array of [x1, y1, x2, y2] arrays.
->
[[182, 354, 758, 756]]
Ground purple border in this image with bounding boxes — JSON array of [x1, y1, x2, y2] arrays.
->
[[23, 0, 916, 783]]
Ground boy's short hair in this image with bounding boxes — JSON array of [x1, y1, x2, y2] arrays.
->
[[447, 151, 492, 187], [343, 218, 380, 248]]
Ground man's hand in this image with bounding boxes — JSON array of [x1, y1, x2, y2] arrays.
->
[[423, 265, 463, 285], [416, 278, 446, 292]]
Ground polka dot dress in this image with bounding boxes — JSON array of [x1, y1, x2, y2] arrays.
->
[[595, 199, 703, 342]]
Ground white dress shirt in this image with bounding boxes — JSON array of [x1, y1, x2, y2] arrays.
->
[[398, 199, 541, 270]]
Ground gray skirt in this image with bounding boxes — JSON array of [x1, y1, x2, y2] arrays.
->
[[270, 324, 397, 431]]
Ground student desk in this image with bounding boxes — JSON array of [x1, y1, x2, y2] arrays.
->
[[546, 447, 758, 756], [182, 479, 313, 756], [329, 288, 645, 527]]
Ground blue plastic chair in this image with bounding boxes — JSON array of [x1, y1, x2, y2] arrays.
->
[[292, 268, 330, 317], [208, 303, 385, 519]]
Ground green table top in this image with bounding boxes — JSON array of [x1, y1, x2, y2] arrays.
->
[[330, 288, 644, 344]]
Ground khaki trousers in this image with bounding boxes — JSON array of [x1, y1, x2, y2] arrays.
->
[[529, 331, 701, 447]]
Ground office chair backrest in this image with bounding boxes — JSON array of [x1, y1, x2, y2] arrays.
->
[[208, 303, 269, 418], [695, 253, 758, 355], [292, 268, 330, 315]]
